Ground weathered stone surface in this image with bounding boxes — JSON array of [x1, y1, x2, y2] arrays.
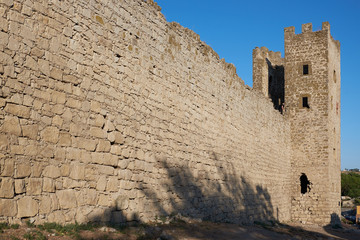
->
[[43, 177, 55, 192], [4, 103, 31, 118], [14, 179, 25, 194], [0, 199, 17, 216], [1, 159, 14, 177], [69, 163, 85, 180], [96, 176, 107, 191], [17, 196, 38, 217], [0, 178, 14, 198], [43, 165, 60, 178], [40, 126, 59, 143], [56, 189, 77, 209], [22, 124, 39, 139], [0, 134, 9, 151], [96, 139, 111, 152], [1, 116, 21, 136], [15, 163, 31, 178], [26, 178, 43, 195]]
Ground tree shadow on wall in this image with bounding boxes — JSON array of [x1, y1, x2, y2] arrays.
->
[[140, 152, 275, 224]]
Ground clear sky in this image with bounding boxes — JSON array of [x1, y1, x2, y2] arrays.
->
[[155, 0, 360, 170]]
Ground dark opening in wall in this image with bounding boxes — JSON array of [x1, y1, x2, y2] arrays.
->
[[300, 173, 311, 194], [302, 97, 310, 108], [303, 65, 309, 75]]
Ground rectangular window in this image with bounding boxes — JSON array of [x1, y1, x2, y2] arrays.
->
[[302, 97, 310, 108], [303, 65, 309, 75]]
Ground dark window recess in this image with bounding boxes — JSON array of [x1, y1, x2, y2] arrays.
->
[[302, 97, 310, 108], [303, 65, 309, 75], [300, 173, 312, 194]]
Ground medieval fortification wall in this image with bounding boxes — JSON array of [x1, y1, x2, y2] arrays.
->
[[0, 0, 340, 226]]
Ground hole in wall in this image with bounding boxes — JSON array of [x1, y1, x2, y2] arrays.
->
[[300, 173, 311, 194], [302, 97, 310, 108], [303, 64, 309, 75]]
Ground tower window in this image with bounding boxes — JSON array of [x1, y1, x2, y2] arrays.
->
[[302, 97, 310, 108], [303, 65, 309, 75]]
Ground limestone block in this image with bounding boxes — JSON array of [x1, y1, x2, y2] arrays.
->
[[52, 115, 64, 127], [0, 178, 14, 198], [98, 194, 111, 207], [107, 131, 125, 145], [15, 163, 31, 178], [10, 145, 24, 155], [14, 179, 25, 194], [39, 196, 52, 214], [50, 67, 63, 81], [25, 56, 38, 71], [96, 176, 107, 191], [110, 145, 122, 155], [90, 127, 106, 139], [38, 59, 50, 76], [98, 153, 118, 167], [0, 134, 9, 151], [94, 114, 105, 127], [31, 162, 43, 178], [1, 159, 14, 177], [104, 120, 115, 132], [22, 124, 39, 140], [43, 178, 55, 193], [69, 123, 84, 136], [96, 139, 111, 152], [50, 194, 60, 211], [91, 101, 101, 113], [0, 199, 17, 216], [76, 188, 97, 206], [24, 144, 39, 156], [0, 98, 6, 108], [56, 189, 77, 209], [60, 164, 70, 177], [75, 137, 97, 151], [41, 126, 59, 143], [58, 132, 72, 146], [69, 163, 85, 180], [0, 30, 8, 46], [106, 176, 119, 192], [66, 98, 82, 109], [43, 165, 60, 178], [17, 196, 38, 218], [1, 116, 21, 136], [30, 47, 44, 58], [26, 178, 43, 195], [118, 159, 130, 169], [47, 211, 66, 224]]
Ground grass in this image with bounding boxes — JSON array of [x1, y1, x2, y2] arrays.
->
[[0, 221, 128, 240], [0, 223, 21, 233], [23, 230, 47, 240]]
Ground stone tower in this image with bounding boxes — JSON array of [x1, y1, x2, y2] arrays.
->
[[285, 22, 341, 225], [253, 22, 341, 225]]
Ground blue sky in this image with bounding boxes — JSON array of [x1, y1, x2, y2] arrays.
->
[[156, 0, 360, 170]]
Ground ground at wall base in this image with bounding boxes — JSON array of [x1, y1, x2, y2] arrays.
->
[[0, 220, 360, 240]]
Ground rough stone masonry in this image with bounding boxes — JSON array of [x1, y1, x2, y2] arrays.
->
[[0, 0, 340, 226]]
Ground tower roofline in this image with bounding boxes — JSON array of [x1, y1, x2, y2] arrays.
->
[[284, 21, 331, 36]]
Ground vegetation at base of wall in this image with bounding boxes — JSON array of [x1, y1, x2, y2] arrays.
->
[[341, 172, 360, 198], [0, 223, 20, 233]]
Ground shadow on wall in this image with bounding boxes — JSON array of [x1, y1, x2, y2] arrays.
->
[[86, 152, 276, 225], [138, 152, 275, 224]]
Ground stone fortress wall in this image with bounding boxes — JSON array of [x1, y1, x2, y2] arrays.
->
[[0, 0, 339, 226]]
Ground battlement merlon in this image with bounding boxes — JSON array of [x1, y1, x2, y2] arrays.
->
[[284, 22, 331, 36]]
